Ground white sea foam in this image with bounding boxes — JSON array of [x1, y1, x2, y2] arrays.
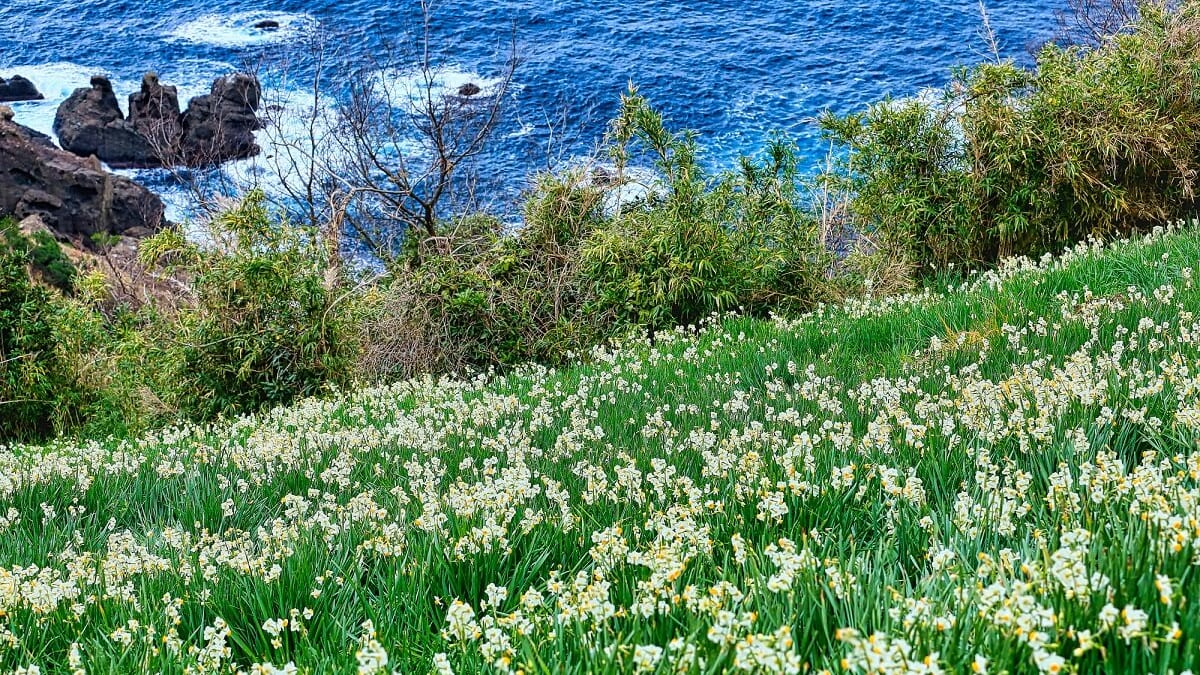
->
[[507, 122, 535, 139], [367, 65, 512, 109], [602, 165, 661, 216], [3, 59, 240, 141], [356, 64, 516, 168], [156, 58, 240, 103], [121, 81, 344, 224], [556, 158, 661, 217], [167, 11, 318, 48], [234, 83, 343, 190], [8, 66, 343, 224], [730, 88, 794, 121], [4, 60, 290, 224]]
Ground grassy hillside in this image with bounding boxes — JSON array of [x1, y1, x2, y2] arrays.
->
[[3, 225, 1200, 674]]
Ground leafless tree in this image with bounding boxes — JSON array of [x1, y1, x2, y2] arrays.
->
[[334, 12, 515, 255], [239, 1, 518, 264], [1054, 0, 1144, 46], [140, 1, 518, 266], [253, 37, 341, 234]]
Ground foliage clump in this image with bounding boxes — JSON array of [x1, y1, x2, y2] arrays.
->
[[584, 89, 827, 330], [137, 190, 361, 420], [0, 219, 80, 439], [821, 2, 1200, 270]]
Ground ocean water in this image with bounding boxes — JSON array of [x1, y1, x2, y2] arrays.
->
[[0, 0, 1063, 221]]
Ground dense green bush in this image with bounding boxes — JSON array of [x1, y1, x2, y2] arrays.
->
[[50, 287, 175, 439], [363, 179, 610, 379], [0, 192, 365, 438], [0, 221, 76, 293], [139, 191, 361, 420], [585, 89, 828, 329], [821, 2, 1200, 270], [27, 231, 76, 292], [0, 219, 80, 440]]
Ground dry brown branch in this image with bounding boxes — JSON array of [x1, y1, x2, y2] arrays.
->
[[1054, 0, 1146, 46]]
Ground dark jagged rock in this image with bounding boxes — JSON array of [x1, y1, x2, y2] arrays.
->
[[0, 75, 43, 103], [180, 72, 263, 166], [590, 165, 618, 187], [19, 124, 56, 149], [128, 72, 182, 157], [457, 82, 482, 97], [1, 107, 165, 238], [253, 19, 280, 30], [51, 72, 263, 168], [53, 75, 160, 168]]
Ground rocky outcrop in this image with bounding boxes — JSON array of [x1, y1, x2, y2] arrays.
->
[[53, 72, 263, 168], [179, 72, 263, 165], [127, 72, 182, 155], [53, 76, 160, 168], [1, 105, 165, 238], [0, 75, 43, 103]]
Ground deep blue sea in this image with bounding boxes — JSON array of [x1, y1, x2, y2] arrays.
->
[[0, 0, 1063, 220]]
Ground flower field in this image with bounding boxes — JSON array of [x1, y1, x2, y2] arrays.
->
[[4, 228, 1200, 674]]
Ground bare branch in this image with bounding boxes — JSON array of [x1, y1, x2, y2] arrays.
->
[[1054, 0, 1146, 47]]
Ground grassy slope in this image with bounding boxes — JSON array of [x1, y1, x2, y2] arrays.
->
[[2, 227, 1200, 673]]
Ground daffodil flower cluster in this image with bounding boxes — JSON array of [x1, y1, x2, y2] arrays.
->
[[2, 227, 1200, 673]]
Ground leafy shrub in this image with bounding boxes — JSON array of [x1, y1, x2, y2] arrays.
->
[[29, 231, 76, 291], [140, 191, 361, 420], [0, 219, 80, 440], [0, 221, 76, 292], [584, 88, 828, 329], [822, 3, 1200, 270], [364, 181, 610, 379], [52, 287, 175, 439]]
